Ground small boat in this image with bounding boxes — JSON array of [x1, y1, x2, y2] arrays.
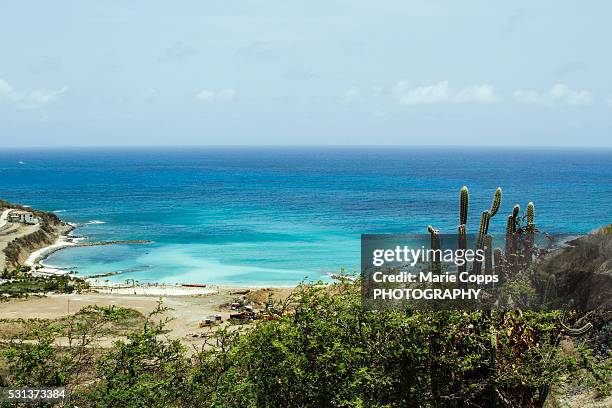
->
[[181, 283, 207, 288]]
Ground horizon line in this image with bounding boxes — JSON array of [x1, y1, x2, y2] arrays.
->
[[2, 144, 612, 150]]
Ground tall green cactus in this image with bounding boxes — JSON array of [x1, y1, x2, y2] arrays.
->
[[484, 235, 493, 273], [458, 186, 469, 273], [526, 201, 536, 253], [512, 204, 520, 222], [506, 214, 515, 234], [490, 187, 502, 217], [479, 210, 491, 236], [506, 204, 520, 235], [474, 210, 491, 274], [446, 187, 538, 277], [526, 202, 535, 225], [505, 215, 515, 256], [493, 248, 502, 275], [460, 186, 469, 226], [458, 224, 467, 273]]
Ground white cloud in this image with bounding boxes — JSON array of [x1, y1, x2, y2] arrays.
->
[[454, 84, 499, 103], [195, 88, 236, 104], [338, 86, 364, 104], [0, 79, 67, 109], [513, 83, 593, 106], [195, 89, 215, 103], [604, 97, 612, 108], [391, 80, 499, 105]]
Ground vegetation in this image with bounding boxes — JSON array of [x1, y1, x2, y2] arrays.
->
[[3, 229, 54, 267], [0, 305, 146, 397], [0, 193, 608, 407], [0, 266, 88, 300], [0, 283, 608, 407]]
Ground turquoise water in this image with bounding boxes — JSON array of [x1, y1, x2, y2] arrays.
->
[[0, 147, 610, 285]]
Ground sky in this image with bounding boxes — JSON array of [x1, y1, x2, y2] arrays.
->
[[1, 1, 611, 147]]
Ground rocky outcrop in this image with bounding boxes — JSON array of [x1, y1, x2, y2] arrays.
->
[[3, 228, 56, 267], [1, 199, 72, 269], [0, 199, 62, 227], [538, 226, 612, 310]]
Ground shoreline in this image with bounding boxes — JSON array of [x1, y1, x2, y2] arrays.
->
[[86, 279, 218, 296], [25, 219, 302, 295], [26, 235, 79, 276]]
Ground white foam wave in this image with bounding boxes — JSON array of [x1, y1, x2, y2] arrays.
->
[[87, 220, 107, 225]]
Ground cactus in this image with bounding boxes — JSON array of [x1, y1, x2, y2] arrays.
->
[[484, 235, 493, 273], [460, 186, 469, 226], [506, 214, 515, 235], [505, 204, 520, 236], [443, 187, 539, 280], [505, 214, 515, 257], [526, 201, 535, 225], [473, 210, 491, 274], [458, 224, 467, 273], [525, 202, 536, 261], [512, 204, 520, 222], [479, 210, 491, 237], [493, 248, 502, 275], [490, 187, 502, 217]]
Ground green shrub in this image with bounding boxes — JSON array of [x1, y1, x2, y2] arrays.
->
[[1, 284, 606, 407]]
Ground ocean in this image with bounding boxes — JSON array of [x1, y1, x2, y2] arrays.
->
[[0, 147, 610, 286]]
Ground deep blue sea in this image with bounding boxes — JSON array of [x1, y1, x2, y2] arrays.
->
[[0, 147, 610, 286]]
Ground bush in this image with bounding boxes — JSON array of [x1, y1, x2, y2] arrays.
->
[[1, 284, 606, 407]]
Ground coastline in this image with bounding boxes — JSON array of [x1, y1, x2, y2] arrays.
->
[[26, 234, 221, 295], [25, 232, 78, 276], [23, 216, 299, 296], [1, 205, 296, 347]]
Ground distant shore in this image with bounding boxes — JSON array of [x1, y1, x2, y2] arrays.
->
[[28, 234, 154, 277], [14, 211, 298, 296], [28, 234, 221, 296], [25, 230, 79, 274]]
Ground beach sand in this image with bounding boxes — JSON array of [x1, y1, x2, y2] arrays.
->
[[25, 235, 77, 275], [0, 206, 297, 349], [86, 280, 217, 296], [0, 286, 294, 350]]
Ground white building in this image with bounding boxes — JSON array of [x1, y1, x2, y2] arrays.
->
[[9, 211, 39, 225]]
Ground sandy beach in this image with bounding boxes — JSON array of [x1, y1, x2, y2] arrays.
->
[[0, 285, 294, 350], [26, 235, 224, 296], [0, 205, 295, 349], [25, 234, 78, 275], [15, 215, 294, 297], [0, 201, 306, 357], [87, 279, 218, 296]]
